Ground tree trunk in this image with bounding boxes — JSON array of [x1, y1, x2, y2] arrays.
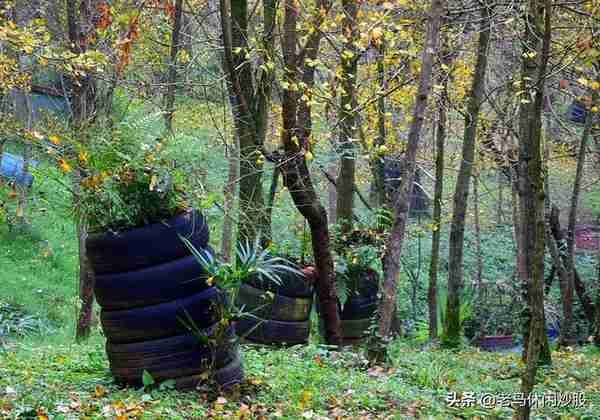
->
[[428, 62, 448, 341], [220, 0, 275, 244], [562, 89, 597, 344], [515, 1, 552, 418], [549, 205, 596, 325], [221, 138, 238, 263], [67, 0, 99, 342], [445, 5, 491, 347], [14, 90, 32, 230], [164, 0, 183, 132], [596, 242, 600, 346], [378, 0, 445, 341], [75, 222, 95, 342], [371, 39, 388, 212], [497, 168, 504, 225], [262, 165, 280, 247], [473, 173, 483, 290], [328, 161, 337, 224], [335, 0, 359, 234], [280, 0, 340, 345]]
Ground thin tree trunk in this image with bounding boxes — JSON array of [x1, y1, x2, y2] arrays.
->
[[335, 0, 359, 234], [280, 0, 340, 345], [428, 62, 448, 341], [75, 221, 95, 341], [378, 0, 445, 341], [515, 1, 552, 418], [562, 89, 597, 344], [473, 173, 483, 290], [262, 165, 280, 246], [221, 139, 238, 262], [220, 0, 275, 244], [371, 39, 387, 212], [67, 0, 99, 342], [13, 60, 33, 230], [445, 4, 491, 347], [497, 168, 504, 225], [328, 161, 337, 224], [596, 237, 600, 346], [549, 205, 596, 325], [164, 0, 183, 132]]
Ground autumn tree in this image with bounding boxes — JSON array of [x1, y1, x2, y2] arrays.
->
[[378, 0, 445, 344], [220, 0, 275, 244], [515, 0, 552, 417], [444, 2, 491, 347], [279, 0, 341, 345], [334, 0, 359, 234]]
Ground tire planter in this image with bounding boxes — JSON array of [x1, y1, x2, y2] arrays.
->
[[236, 267, 315, 346], [86, 210, 210, 275], [87, 211, 243, 389], [319, 269, 379, 345]]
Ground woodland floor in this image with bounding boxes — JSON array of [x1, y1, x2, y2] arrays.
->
[[1, 334, 599, 419]]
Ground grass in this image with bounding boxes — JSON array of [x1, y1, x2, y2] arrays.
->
[[1, 336, 599, 419]]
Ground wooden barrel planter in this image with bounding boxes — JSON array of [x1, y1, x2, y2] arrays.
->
[[86, 210, 244, 390], [235, 266, 315, 346], [476, 335, 515, 351]]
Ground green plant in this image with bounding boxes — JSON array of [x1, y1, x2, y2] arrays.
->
[[0, 301, 46, 338], [181, 236, 304, 344], [439, 286, 474, 347], [37, 112, 189, 233], [332, 224, 385, 308]]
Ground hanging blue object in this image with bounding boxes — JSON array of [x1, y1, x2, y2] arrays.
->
[[0, 152, 39, 187], [568, 100, 587, 124]]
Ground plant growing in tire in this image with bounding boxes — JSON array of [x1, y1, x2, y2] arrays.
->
[[184, 237, 314, 347], [330, 225, 385, 345], [47, 118, 241, 390]]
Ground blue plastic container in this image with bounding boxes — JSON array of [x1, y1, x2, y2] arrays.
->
[[0, 152, 39, 187], [568, 101, 587, 124]]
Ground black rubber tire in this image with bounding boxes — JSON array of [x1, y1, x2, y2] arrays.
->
[[86, 209, 210, 275], [347, 269, 379, 298], [101, 287, 223, 344], [245, 269, 314, 299], [107, 331, 238, 385], [340, 295, 377, 320], [236, 284, 312, 322], [95, 250, 214, 311], [237, 317, 310, 345], [214, 354, 244, 388], [318, 318, 371, 344], [339, 318, 372, 338], [171, 353, 244, 390]]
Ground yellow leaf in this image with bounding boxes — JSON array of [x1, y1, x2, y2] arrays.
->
[[149, 175, 158, 191], [305, 151, 314, 161], [79, 151, 89, 164], [94, 385, 107, 398], [49, 135, 61, 145], [371, 27, 383, 40], [58, 159, 72, 173]]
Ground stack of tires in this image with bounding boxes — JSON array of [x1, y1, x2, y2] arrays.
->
[[328, 269, 379, 345], [86, 210, 243, 390], [236, 267, 314, 346]]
